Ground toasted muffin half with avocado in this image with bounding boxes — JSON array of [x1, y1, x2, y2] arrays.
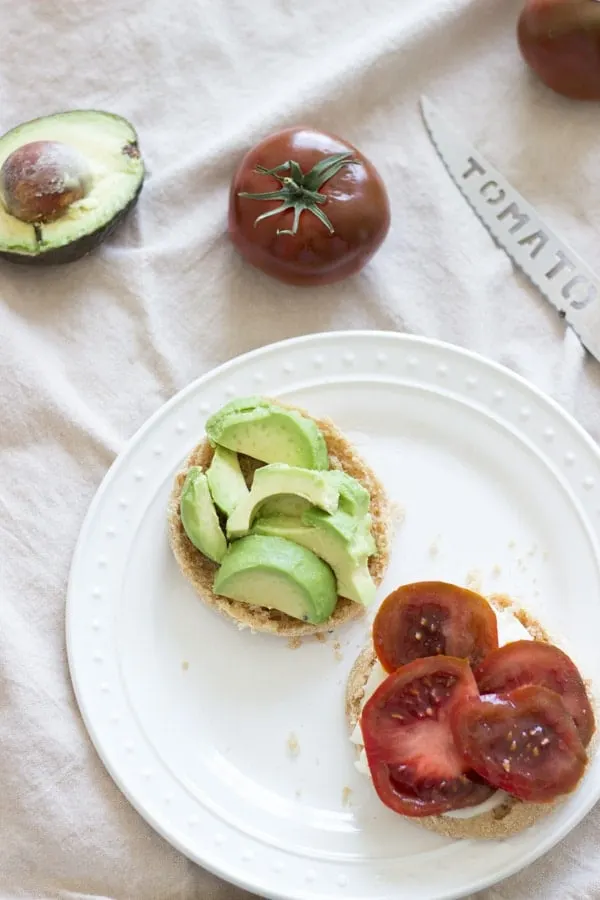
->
[[167, 396, 392, 636]]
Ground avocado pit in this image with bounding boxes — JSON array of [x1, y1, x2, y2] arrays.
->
[[0, 140, 91, 223]]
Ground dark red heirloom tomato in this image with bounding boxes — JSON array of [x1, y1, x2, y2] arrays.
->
[[475, 640, 595, 747], [452, 685, 588, 803], [518, 0, 600, 100], [373, 582, 499, 674], [228, 127, 390, 286], [361, 656, 493, 817]]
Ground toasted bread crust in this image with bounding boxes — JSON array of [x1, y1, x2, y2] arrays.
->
[[168, 401, 392, 636], [345, 626, 564, 840]]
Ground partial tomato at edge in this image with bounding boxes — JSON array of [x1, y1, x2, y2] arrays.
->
[[373, 581, 499, 674], [228, 127, 390, 286], [475, 640, 595, 747], [361, 655, 494, 817], [452, 684, 588, 803], [517, 0, 600, 100]]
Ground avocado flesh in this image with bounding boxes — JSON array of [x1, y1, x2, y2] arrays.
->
[[213, 534, 337, 624], [329, 471, 371, 517], [226, 464, 340, 539], [0, 110, 144, 263], [206, 446, 249, 516], [206, 398, 329, 470], [180, 467, 227, 563], [251, 511, 377, 606], [303, 506, 377, 559], [257, 494, 312, 518]]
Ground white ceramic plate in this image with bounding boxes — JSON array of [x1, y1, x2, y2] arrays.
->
[[67, 331, 600, 900]]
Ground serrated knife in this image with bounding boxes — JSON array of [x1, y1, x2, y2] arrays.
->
[[420, 95, 600, 362]]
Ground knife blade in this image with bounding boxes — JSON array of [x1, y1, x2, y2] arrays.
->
[[420, 95, 600, 362]]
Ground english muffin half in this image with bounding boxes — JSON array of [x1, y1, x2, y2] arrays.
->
[[168, 399, 392, 637]]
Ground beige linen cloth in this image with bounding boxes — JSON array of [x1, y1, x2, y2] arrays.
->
[[2, 0, 600, 897]]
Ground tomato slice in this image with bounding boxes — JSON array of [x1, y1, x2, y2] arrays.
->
[[360, 655, 494, 817], [475, 641, 595, 747], [452, 684, 588, 803], [373, 581, 499, 673]]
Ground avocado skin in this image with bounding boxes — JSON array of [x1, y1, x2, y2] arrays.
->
[[0, 178, 143, 266]]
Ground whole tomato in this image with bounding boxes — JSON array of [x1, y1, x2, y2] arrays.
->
[[228, 127, 390, 286], [518, 0, 600, 100]]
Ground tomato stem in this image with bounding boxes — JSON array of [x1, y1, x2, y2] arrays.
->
[[238, 152, 355, 236]]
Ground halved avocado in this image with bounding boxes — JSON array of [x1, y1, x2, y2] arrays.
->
[[0, 110, 144, 265]]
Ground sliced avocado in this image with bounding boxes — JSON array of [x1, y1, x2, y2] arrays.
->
[[258, 494, 312, 518], [0, 110, 144, 265], [180, 467, 227, 563], [328, 471, 370, 517], [226, 464, 340, 539], [213, 534, 337, 624], [206, 397, 329, 470], [206, 446, 249, 516], [337, 562, 377, 607], [252, 511, 377, 606], [302, 506, 377, 559]]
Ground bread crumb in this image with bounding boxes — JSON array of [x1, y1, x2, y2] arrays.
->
[[286, 732, 300, 758], [515, 608, 550, 642], [491, 564, 501, 578], [390, 502, 405, 527], [181, 661, 189, 671], [492, 798, 516, 820], [429, 535, 441, 558], [287, 637, 303, 650], [342, 786, 353, 807], [508, 540, 516, 549], [333, 640, 343, 662], [315, 633, 327, 644], [465, 569, 482, 592], [489, 592, 513, 611]]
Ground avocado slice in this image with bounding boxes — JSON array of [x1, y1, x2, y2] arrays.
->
[[206, 446, 249, 516], [0, 110, 144, 265], [180, 467, 227, 563], [337, 563, 377, 608], [328, 471, 371, 517], [252, 510, 377, 606], [226, 464, 340, 539], [213, 534, 337, 624], [206, 397, 329, 470], [257, 494, 312, 518], [302, 506, 377, 559]]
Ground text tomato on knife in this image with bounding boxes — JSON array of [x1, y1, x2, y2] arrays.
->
[[228, 127, 390, 286]]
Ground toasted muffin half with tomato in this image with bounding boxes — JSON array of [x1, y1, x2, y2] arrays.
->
[[346, 581, 596, 839]]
